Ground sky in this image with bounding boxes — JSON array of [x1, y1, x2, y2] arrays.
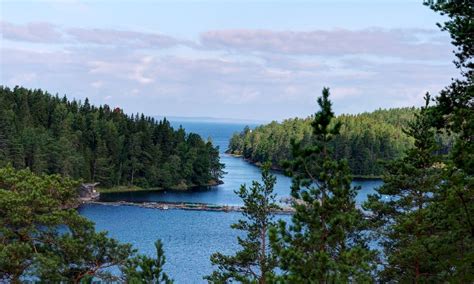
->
[[0, 0, 459, 122]]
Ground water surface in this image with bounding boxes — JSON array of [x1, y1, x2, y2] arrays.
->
[[81, 120, 382, 282]]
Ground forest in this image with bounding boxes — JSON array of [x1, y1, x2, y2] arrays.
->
[[228, 107, 451, 177], [0, 0, 472, 282], [0, 86, 224, 189]]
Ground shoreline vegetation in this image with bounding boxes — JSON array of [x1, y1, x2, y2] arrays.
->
[[226, 152, 383, 180], [227, 108, 452, 178], [96, 179, 224, 193], [0, 86, 225, 191]]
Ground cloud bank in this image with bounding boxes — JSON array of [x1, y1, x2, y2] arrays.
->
[[201, 28, 451, 60], [0, 21, 457, 121]]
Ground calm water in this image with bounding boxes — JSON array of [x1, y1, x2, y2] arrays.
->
[[80, 120, 383, 282]]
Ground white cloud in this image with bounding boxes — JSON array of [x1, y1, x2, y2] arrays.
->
[[0, 21, 459, 120], [91, 81, 103, 88], [200, 28, 452, 60], [0, 21, 63, 43], [67, 27, 186, 49]]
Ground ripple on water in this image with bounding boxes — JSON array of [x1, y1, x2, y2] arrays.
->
[[80, 121, 383, 282]]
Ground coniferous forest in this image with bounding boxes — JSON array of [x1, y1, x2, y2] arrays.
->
[[0, 0, 472, 282], [0, 86, 224, 189], [228, 108, 414, 177], [228, 107, 452, 177]]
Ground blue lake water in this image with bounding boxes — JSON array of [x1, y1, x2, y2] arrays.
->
[[79, 120, 383, 282]]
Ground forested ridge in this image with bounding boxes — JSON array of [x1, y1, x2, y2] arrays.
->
[[228, 107, 451, 177], [0, 86, 224, 189]]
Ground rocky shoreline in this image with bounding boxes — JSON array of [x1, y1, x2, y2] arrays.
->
[[82, 200, 295, 214]]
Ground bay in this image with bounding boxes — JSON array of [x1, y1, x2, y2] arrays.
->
[[80, 120, 382, 282]]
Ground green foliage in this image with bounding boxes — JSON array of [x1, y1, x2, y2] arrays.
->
[[0, 165, 134, 283], [206, 163, 279, 283], [270, 88, 377, 282], [423, 1, 473, 280], [425, 0, 473, 174], [363, 2, 474, 281], [364, 95, 445, 281], [122, 240, 173, 284], [35, 225, 133, 282], [0, 86, 224, 189], [227, 107, 437, 177]]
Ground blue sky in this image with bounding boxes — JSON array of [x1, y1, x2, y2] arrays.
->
[[1, 0, 458, 121]]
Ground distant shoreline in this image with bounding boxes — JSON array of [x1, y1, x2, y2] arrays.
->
[[97, 180, 224, 194], [154, 115, 266, 125], [225, 152, 383, 180]]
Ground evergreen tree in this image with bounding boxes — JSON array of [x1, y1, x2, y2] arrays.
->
[[270, 88, 376, 282], [206, 163, 279, 283], [227, 107, 428, 178], [0, 109, 11, 166], [0, 166, 133, 283], [121, 240, 173, 284], [94, 140, 114, 187], [36, 220, 133, 283], [421, 1, 474, 280], [425, 0, 473, 174], [364, 94, 444, 281], [0, 86, 224, 190]]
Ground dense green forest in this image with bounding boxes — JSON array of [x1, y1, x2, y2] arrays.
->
[[0, 86, 224, 189], [228, 107, 451, 177]]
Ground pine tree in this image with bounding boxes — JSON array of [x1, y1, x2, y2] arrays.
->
[[364, 94, 444, 281], [422, 1, 474, 280], [425, 0, 473, 174], [0, 166, 133, 283], [36, 221, 133, 283], [206, 163, 279, 283], [121, 240, 173, 284], [270, 88, 376, 282]]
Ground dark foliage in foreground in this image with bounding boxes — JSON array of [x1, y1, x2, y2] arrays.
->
[[0, 166, 172, 283], [270, 88, 377, 282], [363, 1, 473, 281], [206, 163, 279, 283]]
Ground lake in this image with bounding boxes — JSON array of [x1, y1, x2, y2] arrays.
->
[[79, 120, 383, 282]]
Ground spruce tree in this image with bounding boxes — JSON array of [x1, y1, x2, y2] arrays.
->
[[0, 86, 224, 189], [270, 88, 376, 282], [205, 163, 279, 283]]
